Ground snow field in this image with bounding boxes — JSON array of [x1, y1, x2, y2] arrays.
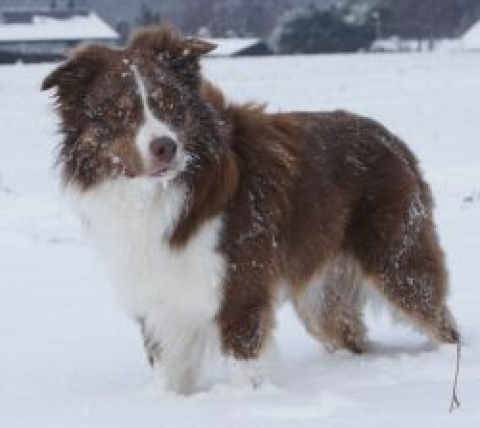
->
[[1, 52, 479, 427]]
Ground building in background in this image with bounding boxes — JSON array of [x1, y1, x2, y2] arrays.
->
[[0, 7, 118, 63], [461, 20, 480, 51], [206, 37, 272, 57]]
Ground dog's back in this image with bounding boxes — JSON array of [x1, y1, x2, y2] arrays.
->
[[275, 110, 458, 350]]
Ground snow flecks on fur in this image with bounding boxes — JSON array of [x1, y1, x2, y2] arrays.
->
[[392, 193, 429, 267], [345, 153, 369, 172], [378, 132, 410, 168], [236, 188, 268, 246]]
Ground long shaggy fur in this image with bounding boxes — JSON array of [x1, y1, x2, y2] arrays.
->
[[42, 25, 459, 393]]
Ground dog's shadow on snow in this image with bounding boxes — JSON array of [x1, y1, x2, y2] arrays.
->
[[280, 336, 450, 389], [364, 339, 437, 357]]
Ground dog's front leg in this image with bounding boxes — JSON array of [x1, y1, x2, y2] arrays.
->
[[218, 296, 278, 388], [139, 317, 162, 367], [141, 316, 218, 394]]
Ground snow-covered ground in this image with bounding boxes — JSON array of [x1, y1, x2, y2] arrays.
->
[[1, 52, 479, 427]]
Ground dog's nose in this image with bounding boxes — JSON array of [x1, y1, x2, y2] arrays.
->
[[149, 137, 177, 164]]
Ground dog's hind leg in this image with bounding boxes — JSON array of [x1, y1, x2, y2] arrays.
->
[[368, 227, 459, 344], [353, 195, 460, 345], [293, 254, 368, 354]]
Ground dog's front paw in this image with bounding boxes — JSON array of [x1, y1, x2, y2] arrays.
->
[[152, 361, 168, 392], [227, 340, 281, 390], [229, 359, 265, 389]]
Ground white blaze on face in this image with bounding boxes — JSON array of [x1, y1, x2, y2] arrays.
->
[[131, 66, 180, 169]]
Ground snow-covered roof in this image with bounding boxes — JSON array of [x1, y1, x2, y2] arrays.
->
[[462, 21, 480, 50], [206, 38, 261, 56], [0, 11, 118, 43]]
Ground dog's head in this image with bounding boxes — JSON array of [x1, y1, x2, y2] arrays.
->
[[42, 26, 228, 190]]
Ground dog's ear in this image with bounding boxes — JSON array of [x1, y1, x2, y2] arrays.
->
[[42, 46, 104, 91], [129, 26, 216, 88], [42, 46, 107, 128], [42, 57, 96, 92], [182, 37, 217, 58]]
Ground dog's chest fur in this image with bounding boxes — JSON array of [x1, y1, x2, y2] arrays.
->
[[71, 178, 226, 329]]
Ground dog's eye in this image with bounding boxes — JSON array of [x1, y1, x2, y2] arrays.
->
[[149, 91, 168, 112], [151, 88, 163, 102], [148, 95, 170, 119], [119, 94, 134, 110]]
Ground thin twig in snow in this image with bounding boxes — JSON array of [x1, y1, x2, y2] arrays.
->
[[449, 341, 461, 413]]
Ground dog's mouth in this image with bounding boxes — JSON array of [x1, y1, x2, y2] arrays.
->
[[115, 160, 173, 179], [148, 166, 171, 177], [115, 154, 186, 181], [119, 164, 178, 180], [122, 166, 138, 179], [146, 154, 188, 181]]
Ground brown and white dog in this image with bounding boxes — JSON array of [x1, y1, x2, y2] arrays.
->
[[42, 26, 459, 394]]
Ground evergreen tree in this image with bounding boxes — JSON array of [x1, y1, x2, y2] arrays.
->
[[271, 5, 375, 54], [137, 2, 162, 27]]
